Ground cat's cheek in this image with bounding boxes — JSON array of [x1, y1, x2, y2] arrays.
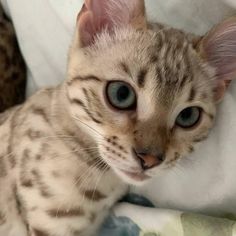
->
[[104, 111, 136, 133]]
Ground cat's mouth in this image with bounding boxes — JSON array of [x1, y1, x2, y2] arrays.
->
[[119, 169, 150, 181]]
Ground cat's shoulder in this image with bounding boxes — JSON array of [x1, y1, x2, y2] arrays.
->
[[26, 87, 55, 105], [0, 87, 55, 129], [0, 105, 21, 127], [18, 87, 55, 125]]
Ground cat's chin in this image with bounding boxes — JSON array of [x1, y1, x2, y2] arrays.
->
[[113, 168, 151, 186]]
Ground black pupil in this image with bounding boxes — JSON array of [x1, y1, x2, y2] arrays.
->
[[181, 108, 193, 120], [117, 85, 130, 102]]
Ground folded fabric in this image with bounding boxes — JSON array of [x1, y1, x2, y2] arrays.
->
[[99, 195, 236, 236]]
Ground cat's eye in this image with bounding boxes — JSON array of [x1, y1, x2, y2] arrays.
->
[[176, 107, 201, 128], [106, 81, 136, 110]]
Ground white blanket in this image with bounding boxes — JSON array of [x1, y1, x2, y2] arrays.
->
[[2, 0, 236, 217]]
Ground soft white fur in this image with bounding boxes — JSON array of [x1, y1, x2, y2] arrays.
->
[[1, 0, 236, 216]]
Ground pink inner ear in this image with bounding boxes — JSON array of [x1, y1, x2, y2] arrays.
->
[[203, 17, 236, 82], [76, 2, 112, 47], [77, 0, 146, 47], [78, 7, 94, 46]]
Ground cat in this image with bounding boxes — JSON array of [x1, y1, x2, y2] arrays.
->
[[0, 0, 236, 235], [0, 3, 26, 112]]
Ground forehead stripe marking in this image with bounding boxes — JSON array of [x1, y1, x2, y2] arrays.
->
[[70, 98, 102, 124], [68, 76, 102, 85], [188, 87, 196, 102], [137, 69, 147, 88], [120, 62, 130, 75]]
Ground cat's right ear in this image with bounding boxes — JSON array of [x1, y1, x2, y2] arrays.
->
[[77, 0, 146, 47], [197, 17, 236, 102]]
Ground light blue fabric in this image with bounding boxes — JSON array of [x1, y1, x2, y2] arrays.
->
[[98, 215, 141, 236], [98, 194, 151, 236]]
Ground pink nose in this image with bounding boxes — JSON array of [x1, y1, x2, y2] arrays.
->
[[134, 149, 165, 170]]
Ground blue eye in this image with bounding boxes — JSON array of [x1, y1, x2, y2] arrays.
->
[[176, 107, 201, 128], [106, 81, 136, 110]]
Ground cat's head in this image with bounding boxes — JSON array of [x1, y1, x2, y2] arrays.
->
[[66, 0, 236, 185]]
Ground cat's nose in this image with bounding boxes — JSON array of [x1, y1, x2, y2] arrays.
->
[[134, 149, 165, 170]]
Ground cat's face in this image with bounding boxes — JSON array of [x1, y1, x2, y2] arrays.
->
[[66, 0, 236, 185], [67, 26, 216, 184]]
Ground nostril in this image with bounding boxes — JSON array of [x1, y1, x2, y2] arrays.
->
[[133, 149, 165, 170], [139, 157, 151, 171], [138, 157, 146, 170]]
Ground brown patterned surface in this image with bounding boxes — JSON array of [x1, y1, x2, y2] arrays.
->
[[0, 4, 26, 112]]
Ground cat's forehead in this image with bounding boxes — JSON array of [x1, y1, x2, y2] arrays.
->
[[89, 26, 202, 82], [79, 26, 213, 113], [91, 27, 208, 87]]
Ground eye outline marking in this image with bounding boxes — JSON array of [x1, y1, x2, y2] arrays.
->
[[175, 106, 202, 129], [105, 80, 137, 111]]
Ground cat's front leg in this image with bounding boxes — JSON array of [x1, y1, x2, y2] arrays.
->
[[0, 178, 28, 236], [25, 197, 119, 236], [18, 166, 127, 236], [23, 198, 107, 236]]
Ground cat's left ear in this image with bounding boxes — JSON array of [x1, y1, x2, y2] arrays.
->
[[197, 17, 236, 102], [77, 0, 147, 47]]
